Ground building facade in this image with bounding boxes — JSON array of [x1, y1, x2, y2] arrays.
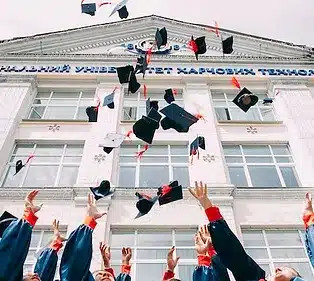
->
[[0, 15, 314, 281]]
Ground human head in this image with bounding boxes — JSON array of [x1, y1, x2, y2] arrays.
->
[[268, 266, 302, 281], [22, 273, 41, 281], [93, 270, 115, 281], [242, 94, 252, 105]]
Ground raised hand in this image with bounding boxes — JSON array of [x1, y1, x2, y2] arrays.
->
[[167, 246, 180, 272], [199, 225, 211, 244], [87, 194, 107, 220], [24, 190, 43, 214], [99, 242, 111, 267], [188, 181, 212, 209], [122, 247, 132, 265], [195, 231, 212, 255], [52, 219, 66, 242], [304, 192, 313, 217]]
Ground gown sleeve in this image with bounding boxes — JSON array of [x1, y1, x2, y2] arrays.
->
[[116, 265, 131, 281], [303, 213, 314, 269], [59, 216, 96, 281], [205, 206, 265, 281], [0, 211, 38, 281]]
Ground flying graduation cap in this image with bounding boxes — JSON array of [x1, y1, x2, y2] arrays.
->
[[263, 98, 273, 104], [116, 65, 141, 94], [14, 155, 34, 176], [0, 211, 17, 238], [134, 55, 148, 78], [188, 36, 207, 60], [155, 27, 168, 50], [146, 98, 159, 115], [160, 103, 199, 133], [135, 192, 159, 219], [157, 181, 183, 206], [222, 36, 234, 54], [190, 136, 205, 156], [164, 89, 177, 104], [99, 133, 126, 154], [90, 180, 114, 201], [109, 0, 129, 19], [231, 77, 258, 113], [103, 87, 117, 109], [81, 2, 97, 16]]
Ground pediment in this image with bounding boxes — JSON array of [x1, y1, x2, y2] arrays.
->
[[0, 15, 310, 59]]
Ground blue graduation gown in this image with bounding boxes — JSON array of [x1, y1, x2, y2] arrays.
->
[[116, 273, 131, 281], [305, 224, 314, 268], [34, 247, 58, 281]]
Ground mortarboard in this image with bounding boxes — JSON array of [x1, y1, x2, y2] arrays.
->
[[188, 36, 207, 60], [109, 0, 129, 19], [164, 89, 176, 104], [134, 55, 148, 78], [232, 88, 259, 113], [128, 72, 141, 94], [99, 133, 125, 154], [157, 181, 183, 206], [86, 106, 99, 122], [0, 211, 17, 238], [190, 136, 205, 156], [117, 65, 134, 84], [222, 36, 233, 54], [81, 3, 96, 16], [155, 27, 168, 50], [135, 192, 159, 219], [103, 92, 115, 109], [160, 103, 199, 133], [14, 155, 34, 176], [146, 98, 159, 115], [263, 98, 273, 104], [90, 180, 114, 201]]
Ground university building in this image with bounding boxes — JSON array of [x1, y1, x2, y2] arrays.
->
[[0, 15, 314, 280]]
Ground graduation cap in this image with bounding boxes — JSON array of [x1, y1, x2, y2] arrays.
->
[[232, 88, 259, 113], [81, 3, 96, 16], [164, 89, 176, 104], [190, 136, 205, 156], [135, 192, 159, 219], [188, 36, 207, 60], [134, 55, 148, 78], [222, 36, 233, 54], [157, 181, 183, 206], [146, 98, 159, 115], [0, 211, 17, 238], [160, 103, 199, 133], [90, 180, 114, 201], [14, 155, 34, 176], [109, 0, 129, 19], [99, 133, 125, 154], [155, 27, 168, 50], [263, 98, 273, 104], [103, 92, 115, 109], [86, 106, 99, 122], [117, 65, 134, 84], [128, 72, 141, 94], [133, 108, 162, 144]]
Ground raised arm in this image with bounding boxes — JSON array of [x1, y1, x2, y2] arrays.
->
[[303, 192, 314, 268], [0, 190, 42, 281], [189, 181, 265, 281], [161, 247, 180, 281], [116, 247, 132, 281]]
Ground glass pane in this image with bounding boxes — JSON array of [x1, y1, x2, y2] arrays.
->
[[173, 167, 190, 187], [111, 231, 135, 247], [23, 166, 58, 187], [13, 144, 35, 155], [275, 157, 293, 163], [258, 264, 271, 276], [24, 264, 34, 273], [248, 166, 281, 187], [138, 106, 146, 118], [145, 146, 168, 155], [242, 230, 266, 246], [136, 264, 165, 281], [242, 145, 271, 155], [52, 92, 80, 98], [141, 156, 168, 163], [120, 146, 137, 155], [119, 166, 136, 187], [230, 108, 261, 121], [110, 249, 123, 260], [170, 145, 188, 155], [31, 156, 61, 163], [44, 107, 76, 119], [215, 108, 230, 120], [273, 263, 313, 281], [260, 108, 275, 121], [139, 166, 169, 188], [30, 231, 41, 247], [137, 249, 169, 259], [49, 99, 78, 105], [271, 248, 307, 259], [211, 92, 225, 100], [271, 145, 291, 155], [63, 156, 82, 163], [245, 157, 273, 163], [26, 250, 37, 262], [123, 107, 137, 121], [76, 107, 89, 120], [175, 230, 196, 246], [213, 100, 227, 107], [81, 91, 95, 98], [58, 166, 79, 187], [2, 166, 23, 187], [29, 107, 45, 119], [225, 156, 243, 163], [178, 265, 195, 281], [228, 167, 248, 187], [120, 156, 137, 163], [245, 248, 268, 259], [65, 144, 84, 155], [36, 91, 51, 98], [42, 231, 54, 247], [33, 98, 49, 105], [280, 167, 299, 187], [137, 231, 172, 247], [266, 230, 302, 246], [171, 156, 189, 163], [222, 145, 241, 155], [78, 99, 94, 106], [176, 249, 197, 259], [35, 144, 64, 155]]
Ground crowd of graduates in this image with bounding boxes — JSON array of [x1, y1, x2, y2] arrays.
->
[[0, 182, 314, 281]]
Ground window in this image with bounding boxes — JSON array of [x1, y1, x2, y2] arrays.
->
[[24, 228, 67, 279], [223, 144, 299, 188], [122, 89, 184, 121], [109, 228, 197, 281], [119, 145, 189, 188], [28, 89, 95, 120], [212, 91, 276, 121], [242, 229, 314, 280], [1, 143, 84, 187]]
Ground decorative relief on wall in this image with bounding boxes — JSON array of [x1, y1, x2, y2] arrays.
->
[[94, 154, 106, 163], [203, 154, 216, 163], [48, 124, 60, 132], [246, 126, 258, 134]]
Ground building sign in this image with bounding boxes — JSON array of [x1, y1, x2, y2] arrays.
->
[[1, 65, 314, 76]]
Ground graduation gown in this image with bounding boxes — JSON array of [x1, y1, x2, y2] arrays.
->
[[105, 264, 131, 281], [0, 211, 38, 281], [303, 213, 314, 269]]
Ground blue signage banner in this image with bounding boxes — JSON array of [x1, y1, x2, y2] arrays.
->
[[1, 65, 314, 76]]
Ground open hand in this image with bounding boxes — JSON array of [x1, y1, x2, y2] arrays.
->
[[87, 194, 106, 220], [167, 246, 180, 272], [188, 181, 212, 209], [24, 190, 43, 214], [304, 192, 313, 217], [52, 219, 66, 242], [195, 231, 212, 255], [99, 242, 111, 267], [122, 247, 132, 265], [199, 225, 211, 244]]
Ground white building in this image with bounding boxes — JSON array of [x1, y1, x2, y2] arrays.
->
[[0, 14, 314, 281]]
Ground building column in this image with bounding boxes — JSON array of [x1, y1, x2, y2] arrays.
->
[[184, 82, 232, 187]]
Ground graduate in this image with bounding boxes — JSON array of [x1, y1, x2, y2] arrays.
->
[[0, 190, 42, 281], [59, 194, 107, 281], [303, 192, 314, 268], [93, 243, 132, 281], [189, 181, 306, 281]]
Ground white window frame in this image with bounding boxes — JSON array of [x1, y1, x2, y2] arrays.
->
[[118, 144, 189, 188], [241, 228, 314, 278], [109, 228, 198, 281], [1, 143, 84, 188], [28, 89, 95, 120], [212, 91, 276, 122], [223, 144, 299, 187]]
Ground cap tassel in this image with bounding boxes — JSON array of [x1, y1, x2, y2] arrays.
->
[[126, 130, 133, 140], [136, 144, 149, 160], [231, 76, 241, 89], [172, 89, 178, 96], [95, 96, 101, 111], [146, 48, 153, 65], [187, 40, 198, 53], [98, 1, 112, 7], [161, 185, 172, 196], [25, 154, 35, 164], [194, 113, 205, 121], [208, 21, 220, 37], [143, 85, 147, 99], [275, 90, 280, 96]]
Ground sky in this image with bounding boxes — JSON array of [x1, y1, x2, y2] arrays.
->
[[1, 0, 314, 46]]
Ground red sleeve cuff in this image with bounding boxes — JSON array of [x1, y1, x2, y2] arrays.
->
[[23, 210, 38, 227], [205, 206, 223, 222], [83, 216, 97, 230], [198, 255, 212, 266], [49, 239, 63, 252], [163, 270, 175, 281], [121, 264, 131, 274], [303, 213, 314, 229], [105, 267, 115, 278]]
